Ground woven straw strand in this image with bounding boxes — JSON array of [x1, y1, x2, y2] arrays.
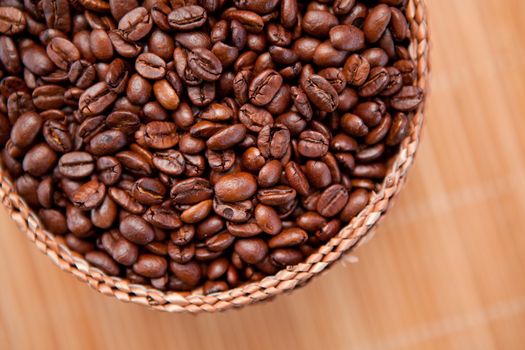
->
[[0, 0, 429, 313]]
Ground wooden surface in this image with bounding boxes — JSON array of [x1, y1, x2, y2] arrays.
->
[[2, 0, 525, 349]]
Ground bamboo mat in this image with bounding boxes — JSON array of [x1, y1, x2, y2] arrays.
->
[[2, 0, 525, 349]]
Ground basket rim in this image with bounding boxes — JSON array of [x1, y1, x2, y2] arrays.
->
[[0, 0, 430, 313]]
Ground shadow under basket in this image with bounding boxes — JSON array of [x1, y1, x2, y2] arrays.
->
[[0, 0, 430, 313]]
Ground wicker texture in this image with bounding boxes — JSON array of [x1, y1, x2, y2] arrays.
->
[[0, 0, 429, 313]]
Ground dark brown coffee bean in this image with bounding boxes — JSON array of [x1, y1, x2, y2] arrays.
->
[[224, 10, 264, 33], [207, 124, 247, 151], [249, 69, 283, 106], [257, 186, 296, 206], [72, 179, 106, 210], [131, 177, 166, 205], [22, 143, 57, 177], [171, 178, 213, 205], [215, 172, 257, 203], [340, 189, 370, 221], [257, 124, 290, 159], [268, 227, 308, 248], [234, 238, 268, 264], [152, 150, 185, 176], [302, 10, 338, 37], [213, 198, 253, 223], [239, 104, 274, 132], [305, 160, 332, 189], [119, 214, 155, 245], [285, 161, 310, 196], [302, 75, 339, 112], [341, 113, 368, 137], [0, 7, 26, 35], [317, 184, 349, 217], [188, 48, 222, 82], [144, 205, 182, 230], [390, 86, 424, 111], [108, 187, 145, 214], [363, 4, 391, 43], [59, 152, 95, 179], [86, 251, 120, 275], [136, 121, 178, 150], [271, 248, 303, 267], [133, 254, 167, 278], [11, 111, 42, 149], [254, 204, 282, 235], [117, 7, 152, 42], [169, 261, 201, 286], [91, 195, 117, 229], [168, 5, 207, 31], [89, 130, 127, 156], [258, 160, 282, 188]]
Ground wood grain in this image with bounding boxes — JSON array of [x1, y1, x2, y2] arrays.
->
[[1, 0, 525, 349]]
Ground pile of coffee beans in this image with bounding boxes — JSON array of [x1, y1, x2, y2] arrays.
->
[[0, 0, 423, 294]]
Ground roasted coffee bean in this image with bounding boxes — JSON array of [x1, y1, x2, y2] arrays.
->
[[187, 48, 222, 82], [92, 195, 117, 229], [302, 75, 339, 112], [254, 204, 282, 235], [132, 177, 166, 205], [363, 4, 391, 43], [108, 187, 145, 214], [152, 149, 185, 175], [257, 124, 290, 159], [136, 121, 178, 150], [0, 7, 26, 35], [239, 104, 274, 132], [133, 254, 167, 278], [207, 124, 246, 151], [258, 160, 282, 188], [89, 130, 127, 155], [72, 179, 106, 210], [317, 184, 349, 217], [120, 214, 155, 245], [234, 238, 268, 264], [168, 5, 207, 31], [215, 172, 257, 203], [59, 152, 95, 179], [1, 0, 422, 292], [390, 86, 424, 111], [302, 10, 338, 37], [86, 251, 120, 275], [249, 69, 283, 106], [145, 205, 182, 230], [297, 130, 329, 158], [171, 178, 213, 205], [257, 186, 296, 206]]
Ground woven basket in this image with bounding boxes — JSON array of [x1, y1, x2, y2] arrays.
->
[[0, 0, 429, 313]]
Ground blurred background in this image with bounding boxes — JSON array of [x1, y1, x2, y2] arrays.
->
[[2, 0, 525, 349]]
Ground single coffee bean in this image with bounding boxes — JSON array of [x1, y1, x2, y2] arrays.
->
[[249, 69, 283, 106], [59, 152, 95, 179], [302, 75, 339, 112], [215, 172, 257, 202], [0, 7, 26, 35], [317, 184, 349, 217], [135, 53, 166, 80], [72, 179, 106, 210], [363, 5, 391, 43], [119, 214, 155, 245], [168, 6, 207, 31], [118, 7, 152, 41], [234, 238, 268, 264], [254, 204, 282, 235], [133, 254, 167, 278], [86, 251, 120, 275]]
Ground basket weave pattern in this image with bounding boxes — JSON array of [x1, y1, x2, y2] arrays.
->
[[0, 0, 429, 313]]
